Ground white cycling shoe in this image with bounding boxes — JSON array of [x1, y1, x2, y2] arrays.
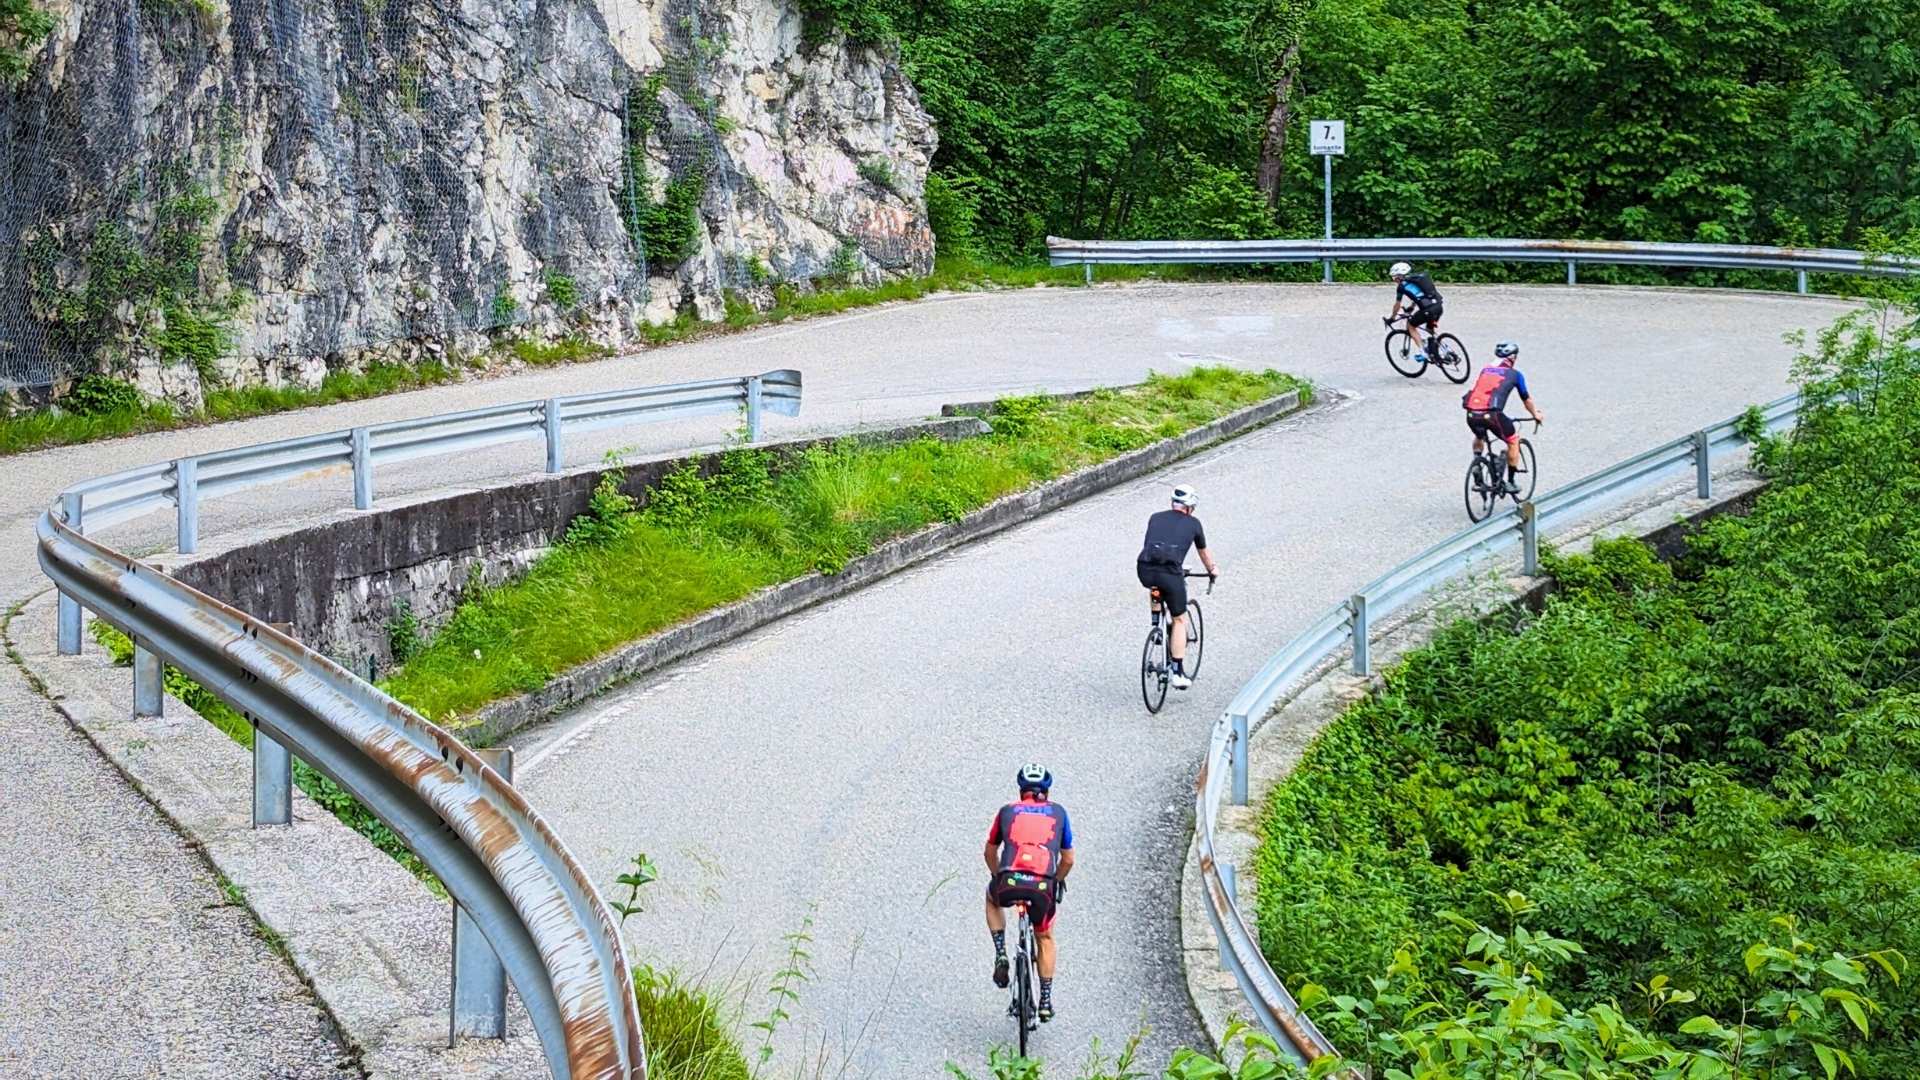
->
[[1170, 671, 1193, 690]]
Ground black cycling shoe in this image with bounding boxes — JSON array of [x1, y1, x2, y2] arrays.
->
[[1038, 999, 1055, 1023], [992, 954, 1009, 989]]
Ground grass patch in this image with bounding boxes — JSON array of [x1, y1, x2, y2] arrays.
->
[[1252, 308, 1920, 1075], [0, 361, 468, 457], [89, 620, 443, 893], [510, 334, 612, 367], [384, 366, 1306, 724], [633, 967, 751, 1080]]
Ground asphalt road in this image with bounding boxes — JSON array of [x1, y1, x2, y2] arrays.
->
[[0, 283, 1855, 1076], [493, 284, 1857, 1077]]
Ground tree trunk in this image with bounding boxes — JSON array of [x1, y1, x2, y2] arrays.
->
[[1256, 41, 1302, 208]]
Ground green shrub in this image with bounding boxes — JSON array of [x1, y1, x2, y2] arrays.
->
[[925, 173, 980, 260], [640, 175, 706, 268], [544, 272, 580, 310], [62, 374, 146, 416]]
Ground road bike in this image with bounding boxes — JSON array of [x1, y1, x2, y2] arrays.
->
[[1141, 570, 1211, 714], [1383, 313, 1471, 384], [1005, 901, 1039, 1055], [1464, 417, 1540, 522]]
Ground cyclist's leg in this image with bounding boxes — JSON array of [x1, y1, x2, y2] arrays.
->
[[985, 883, 1010, 986], [1033, 896, 1059, 1019], [1161, 575, 1190, 665], [1467, 413, 1489, 455]]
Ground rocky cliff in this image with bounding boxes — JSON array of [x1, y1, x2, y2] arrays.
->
[[0, 0, 934, 399]]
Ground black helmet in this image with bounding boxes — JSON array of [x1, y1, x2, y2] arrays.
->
[[1494, 341, 1519, 363], [1016, 763, 1053, 795]]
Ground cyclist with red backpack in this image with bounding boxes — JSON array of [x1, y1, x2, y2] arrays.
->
[[985, 764, 1075, 1022], [1463, 342, 1545, 493]]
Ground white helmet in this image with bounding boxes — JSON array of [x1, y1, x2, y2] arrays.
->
[[1389, 261, 1412, 279], [1172, 485, 1198, 509]]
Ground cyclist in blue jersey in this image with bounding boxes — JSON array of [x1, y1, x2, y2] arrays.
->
[[1462, 342, 1545, 492], [1387, 261, 1445, 362]]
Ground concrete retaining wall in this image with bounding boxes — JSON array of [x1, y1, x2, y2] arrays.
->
[[170, 418, 988, 673]]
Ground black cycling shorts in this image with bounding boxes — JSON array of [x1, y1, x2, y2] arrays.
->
[[1137, 562, 1189, 617], [1467, 410, 1518, 444], [989, 872, 1058, 933], [1409, 300, 1443, 327]]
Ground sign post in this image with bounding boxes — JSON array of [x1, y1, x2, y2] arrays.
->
[[1310, 120, 1345, 283]]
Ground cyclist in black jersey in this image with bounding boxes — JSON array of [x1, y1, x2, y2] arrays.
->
[[1388, 261, 1445, 363], [1136, 485, 1218, 690]]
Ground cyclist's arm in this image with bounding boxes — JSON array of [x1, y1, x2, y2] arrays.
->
[[1056, 849, 1074, 881], [1194, 526, 1218, 576], [1515, 373, 1544, 423], [983, 818, 1001, 876]]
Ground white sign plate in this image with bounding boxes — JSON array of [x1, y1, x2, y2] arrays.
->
[[1310, 120, 1346, 156]]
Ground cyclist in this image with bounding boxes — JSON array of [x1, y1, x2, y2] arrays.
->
[[1386, 261, 1445, 363], [1137, 485, 1217, 690], [1462, 341, 1545, 493], [986, 764, 1075, 1022]]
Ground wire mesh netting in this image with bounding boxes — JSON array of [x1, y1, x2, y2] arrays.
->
[[0, 0, 932, 394]]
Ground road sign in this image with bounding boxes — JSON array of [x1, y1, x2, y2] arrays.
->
[[1310, 120, 1345, 156]]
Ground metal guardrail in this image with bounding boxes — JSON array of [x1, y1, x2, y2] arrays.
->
[[67, 368, 801, 553], [1048, 236, 1919, 293], [35, 370, 807, 1079], [1193, 391, 1802, 1068]]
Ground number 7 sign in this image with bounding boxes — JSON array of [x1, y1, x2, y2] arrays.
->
[[1310, 120, 1346, 156]]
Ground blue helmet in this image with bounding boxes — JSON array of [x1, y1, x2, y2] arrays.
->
[[1494, 341, 1519, 363], [1016, 763, 1052, 795]]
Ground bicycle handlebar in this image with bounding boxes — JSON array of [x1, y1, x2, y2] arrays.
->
[[1183, 569, 1216, 594]]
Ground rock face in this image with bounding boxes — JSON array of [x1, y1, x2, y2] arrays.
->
[[0, 0, 934, 398]]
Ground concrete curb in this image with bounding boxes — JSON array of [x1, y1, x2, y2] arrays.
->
[[466, 386, 1309, 742], [6, 590, 549, 1080], [1176, 466, 1771, 1059]]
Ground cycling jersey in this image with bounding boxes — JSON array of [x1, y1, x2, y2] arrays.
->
[[987, 796, 1073, 878], [1138, 509, 1207, 568], [1462, 365, 1530, 413], [1396, 273, 1442, 308]]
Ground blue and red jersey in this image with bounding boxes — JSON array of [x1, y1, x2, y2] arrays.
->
[[987, 796, 1073, 878]]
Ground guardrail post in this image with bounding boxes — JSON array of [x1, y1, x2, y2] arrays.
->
[[1230, 710, 1250, 806], [451, 746, 513, 1043], [1693, 429, 1712, 499], [1349, 592, 1370, 675], [1083, 259, 1092, 286], [174, 458, 200, 554], [1797, 270, 1808, 295], [1566, 261, 1577, 285], [1216, 862, 1240, 973], [57, 491, 83, 655], [1521, 502, 1540, 576], [543, 398, 563, 473], [253, 721, 292, 827], [132, 639, 164, 717], [351, 427, 373, 510], [745, 376, 764, 443]]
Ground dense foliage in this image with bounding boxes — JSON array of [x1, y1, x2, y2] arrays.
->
[[841, 0, 1920, 259], [1253, 306, 1920, 1074]]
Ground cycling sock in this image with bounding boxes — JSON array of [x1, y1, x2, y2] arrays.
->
[[1039, 978, 1053, 1002], [1170, 657, 1182, 674], [991, 930, 1005, 957]]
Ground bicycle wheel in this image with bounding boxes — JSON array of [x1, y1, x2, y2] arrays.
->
[[1014, 946, 1033, 1056], [1384, 329, 1424, 378], [1464, 457, 1495, 522], [1511, 439, 1538, 502], [1433, 333, 1471, 384], [1182, 601, 1204, 680], [1141, 627, 1168, 713]]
